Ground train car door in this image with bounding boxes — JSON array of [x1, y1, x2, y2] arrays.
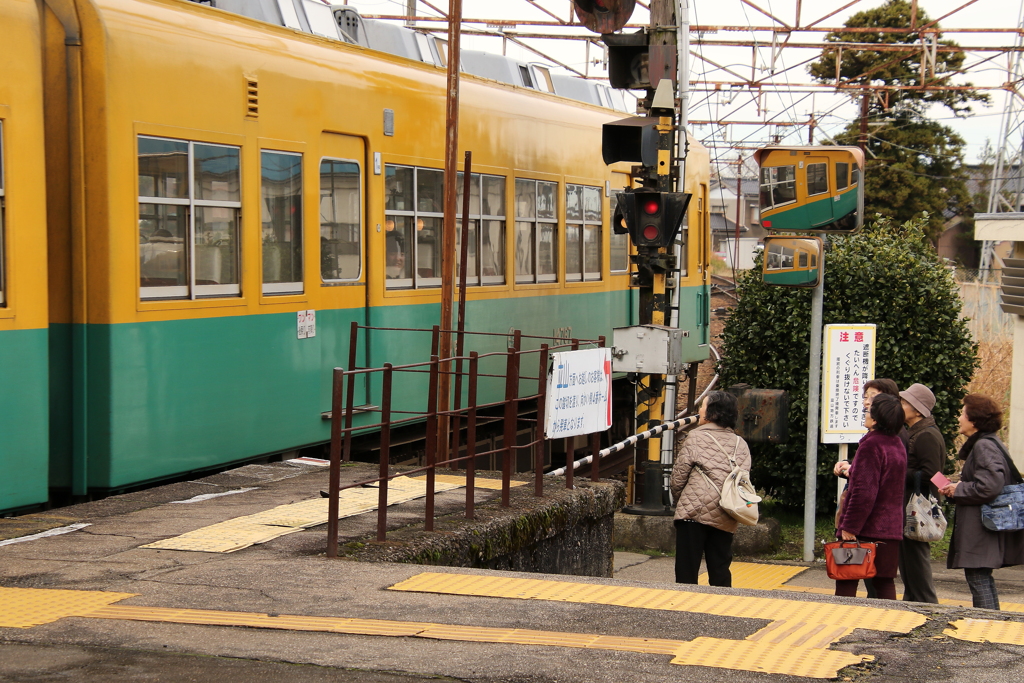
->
[[318, 133, 369, 409], [802, 156, 834, 228]]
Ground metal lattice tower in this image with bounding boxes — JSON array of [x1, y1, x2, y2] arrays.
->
[[980, 1, 1024, 275]]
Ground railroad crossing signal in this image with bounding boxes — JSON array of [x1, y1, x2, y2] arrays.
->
[[613, 190, 691, 248]]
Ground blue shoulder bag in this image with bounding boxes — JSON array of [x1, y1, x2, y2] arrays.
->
[[979, 437, 1024, 532]]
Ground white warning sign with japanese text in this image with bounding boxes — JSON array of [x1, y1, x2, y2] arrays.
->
[[821, 324, 876, 444], [544, 348, 613, 439]]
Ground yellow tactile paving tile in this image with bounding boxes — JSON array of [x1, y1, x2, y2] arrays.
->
[[140, 521, 302, 552], [87, 603, 686, 656], [778, 585, 1024, 614], [140, 475, 464, 553], [747, 619, 855, 649], [389, 572, 927, 635], [86, 602, 862, 677], [410, 474, 527, 490], [945, 618, 1024, 645], [0, 587, 136, 629], [671, 637, 869, 678], [699, 562, 808, 590], [6, 585, 872, 678]]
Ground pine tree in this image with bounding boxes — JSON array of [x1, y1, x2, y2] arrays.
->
[[808, 0, 988, 240]]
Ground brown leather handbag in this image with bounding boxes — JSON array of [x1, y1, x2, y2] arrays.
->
[[824, 540, 877, 581]]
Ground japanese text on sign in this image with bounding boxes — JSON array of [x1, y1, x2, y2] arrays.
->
[[545, 348, 612, 439], [821, 324, 876, 444]]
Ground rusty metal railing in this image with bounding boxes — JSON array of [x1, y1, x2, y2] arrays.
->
[[324, 323, 606, 558]]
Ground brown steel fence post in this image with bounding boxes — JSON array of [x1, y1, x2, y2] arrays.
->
[[425, 354, 440, 531], [535, 343, 549, 497], [564, 338, 580, 490], [501, 330, 521, 507], [344, 322, 360, 461], [466, 352, 479, 519], [327, 367, 345, 558], [377, 363, 393, 542], [451, 152, 473, 472], [592, 335, 606, 482]]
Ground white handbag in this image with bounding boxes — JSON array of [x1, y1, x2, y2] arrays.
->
[[696, 433, 761, 526], [904, 492, 947, 542]]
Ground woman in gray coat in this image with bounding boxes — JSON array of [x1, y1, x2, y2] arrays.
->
[[670, 391, 752, 587], [939, 394, 1024, 610]]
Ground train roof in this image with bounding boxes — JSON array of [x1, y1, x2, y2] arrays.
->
[[187, 0, 630, 113]]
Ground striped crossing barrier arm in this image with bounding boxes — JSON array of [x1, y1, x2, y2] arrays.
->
[[546, 415, 699, 477]]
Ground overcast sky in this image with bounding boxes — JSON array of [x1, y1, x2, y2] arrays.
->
[[346, 0, 1023, 171]]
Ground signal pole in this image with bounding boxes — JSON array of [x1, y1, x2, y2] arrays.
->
[[628, 0, 679, 514]]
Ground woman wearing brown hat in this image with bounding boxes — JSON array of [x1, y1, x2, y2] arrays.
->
[[939, 394, 1024, 610], [897, 383, 945, 604]]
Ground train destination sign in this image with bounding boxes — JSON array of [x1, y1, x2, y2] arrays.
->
[[821, 324, 876, 444], [545, 348, 613, 439]]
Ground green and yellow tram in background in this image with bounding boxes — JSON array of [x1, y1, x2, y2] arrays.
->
[[0, 0, 712, 512]]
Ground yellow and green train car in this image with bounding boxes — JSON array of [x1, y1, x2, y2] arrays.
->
[[0, 0, 51, 511], [7, 0, 711, 509], [756, 146, 864, 234]]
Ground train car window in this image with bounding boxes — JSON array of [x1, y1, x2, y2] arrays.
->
[[384, 165, 413, 288], [0, 121, 4, 306], [836, 162, 849, 190], [261, 150, 304, 295], [610, 192, 626, 272], [798, 252, 808, 268], [415, 169, 443, 287], [383, 165, 448, 289], [806, 162, 828, 197], [139, 136, 241, 300], [320, 159, 362, 282], [565, 184, 602, 282], [759, 165, 796, 211], [851, 163, 860, 186], [514, 179, 558, 284], [456, 173, 506, 286]]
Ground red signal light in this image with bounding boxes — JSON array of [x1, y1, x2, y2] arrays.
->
[[643, 225, 659, 241], [641, 198, 660, 215]]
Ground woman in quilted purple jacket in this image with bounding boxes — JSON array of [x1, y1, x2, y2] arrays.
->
[[835, 393, 907, 600], [670, 391, 752, 587]]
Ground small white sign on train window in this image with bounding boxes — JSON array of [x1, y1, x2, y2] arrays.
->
[[545, 348, 612, 439]]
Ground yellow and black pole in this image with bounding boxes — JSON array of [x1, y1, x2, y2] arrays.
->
[[574, 0, 686, 514]]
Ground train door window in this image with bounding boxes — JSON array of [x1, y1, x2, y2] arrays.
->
[[139, 136, 241, 300], [261, 150, 303, 295], [456, 173, 506, 286], [320, 159, 361, 282], [514, 179, 558, 284], [806, 162, 828, 197], [565, 184, 602, 281], [798, 251, 808, 268], [0, 120, 4, 306], [759, 165, 796, 211], [836, 162, 849, 191], [851, 163, 860, 186]]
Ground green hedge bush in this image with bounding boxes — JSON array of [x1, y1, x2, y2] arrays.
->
[[719, 215, 978, 511]]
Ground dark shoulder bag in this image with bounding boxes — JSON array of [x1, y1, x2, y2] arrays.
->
[[979, 437, 1024, 532]]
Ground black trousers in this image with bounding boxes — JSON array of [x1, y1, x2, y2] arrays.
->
[[675, 520, 734, 587]]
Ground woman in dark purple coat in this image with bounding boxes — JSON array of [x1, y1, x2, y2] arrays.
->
[[835, 393, 908, 600]]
